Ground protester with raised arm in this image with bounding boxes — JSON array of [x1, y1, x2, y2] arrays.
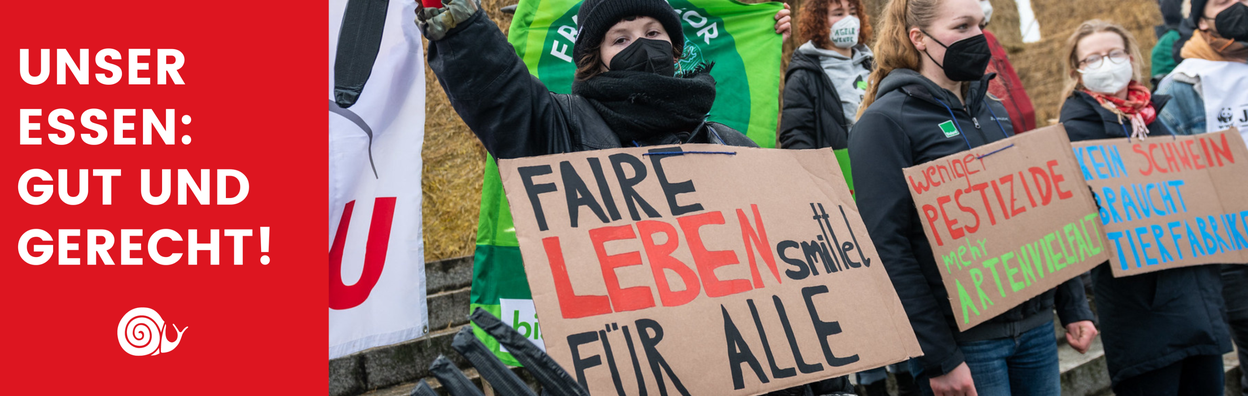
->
[[416, 0, 792, 159]]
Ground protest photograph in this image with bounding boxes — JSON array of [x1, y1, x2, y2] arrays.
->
[[11, 0, 1248, 393], [326, 0, 1248, 395]]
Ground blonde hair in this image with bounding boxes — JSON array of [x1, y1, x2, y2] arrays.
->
[[857, 0, 942, 118], [1060, 20, 1145, 101]]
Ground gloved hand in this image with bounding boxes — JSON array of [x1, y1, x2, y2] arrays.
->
[[415, 0, 479, 41]]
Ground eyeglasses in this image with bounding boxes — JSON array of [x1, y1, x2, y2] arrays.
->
[[1078, 49, 1129, 70]]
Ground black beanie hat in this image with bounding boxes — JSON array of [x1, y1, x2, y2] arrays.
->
[[573, 0, 685, 65], [1190, 0, 1209, 25], [1160, 0, 1182, 28]]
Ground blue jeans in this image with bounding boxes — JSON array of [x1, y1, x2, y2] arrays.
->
[[910, 321, 1060, 396]]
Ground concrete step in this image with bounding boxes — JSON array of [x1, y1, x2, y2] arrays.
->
[[427, 288, 472, 332], [426, 255, 474, 333], [1224, 348, 1242, 396], [426, 256, 473, 295], [331, 256, 475, 396], [1059, 335, 1109, 396], [331, 325, 462, 396]]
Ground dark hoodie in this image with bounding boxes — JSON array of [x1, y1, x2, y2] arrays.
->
[[426, 9, 757, 160], [848, 69, 1095, 377]]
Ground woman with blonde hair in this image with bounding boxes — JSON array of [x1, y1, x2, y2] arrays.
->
[[848, 0, 1098, 394], [1058, 19, 1232, 395]]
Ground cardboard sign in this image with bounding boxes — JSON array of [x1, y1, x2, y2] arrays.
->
[[1072, 128, 1248, 277], [903, 126, 1110, 331], [499, 145, 921, 396], [475, 0, 784, 365]]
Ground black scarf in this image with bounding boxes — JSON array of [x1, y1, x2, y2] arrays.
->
[[572, 64, 717, 144]]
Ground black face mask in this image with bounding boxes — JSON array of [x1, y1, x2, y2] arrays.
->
[[607, 38, 676, 77], [1214, 2, 1248, 41], [920, 31, 992, 81]]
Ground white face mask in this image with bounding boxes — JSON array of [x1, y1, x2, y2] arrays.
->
[[1079, 58, 1134, 94], [980, 1, 994, 25], [830, 15, 860, 49]]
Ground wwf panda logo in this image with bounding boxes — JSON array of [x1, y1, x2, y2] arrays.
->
[[1218, 107, 1234, 124]]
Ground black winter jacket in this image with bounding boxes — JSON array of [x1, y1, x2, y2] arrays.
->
[[1060, 90, 1232, 387], [427, 10, 758, 160], [779, 49, 867, 150], [848, 69, 1095, 377]]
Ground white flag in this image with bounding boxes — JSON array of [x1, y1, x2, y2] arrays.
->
[[328, 0, 427, 359]]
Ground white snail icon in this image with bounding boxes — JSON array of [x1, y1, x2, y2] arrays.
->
[[117, 307, 188, 356]]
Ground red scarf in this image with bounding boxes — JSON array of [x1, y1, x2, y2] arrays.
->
[[1084, 81, 1156, 125]]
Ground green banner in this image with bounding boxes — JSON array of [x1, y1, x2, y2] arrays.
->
[[470, 0, 783, 365]]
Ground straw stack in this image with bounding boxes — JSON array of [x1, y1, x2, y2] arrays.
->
[[420, 0, 516, 262], [1014, 0, 1162, 126]]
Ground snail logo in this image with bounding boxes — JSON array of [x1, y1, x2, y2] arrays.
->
[[117, 307, 188, 356]]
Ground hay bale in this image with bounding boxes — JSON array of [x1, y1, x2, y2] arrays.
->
[[986, 0, 1023, 50], [420, 0, 516, 262], [1014, 0, 1161, 126]]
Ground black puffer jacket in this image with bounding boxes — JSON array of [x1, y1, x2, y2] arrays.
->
[[426, 9, 757, 160], [779, 49, 865, 150], [1060, 90, 1232, 387], [849, 69, 1095, 378], [1060, 91, 1175, 141]]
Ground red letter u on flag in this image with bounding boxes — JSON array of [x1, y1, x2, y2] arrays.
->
[[329, 197, 397, 310]]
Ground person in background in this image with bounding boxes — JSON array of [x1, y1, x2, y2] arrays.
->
[[979, 0, 1037, 133], [1155, 1, 1248, 395], [848, 0, 1098, 394], [1058, 19, 1233, 395], [1149, 0, 1186, 85], [1156, 0, 1248, 135], [414, 0, 791, 160], [780, 0, 874, 152], [780, 2, 917, 391]]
